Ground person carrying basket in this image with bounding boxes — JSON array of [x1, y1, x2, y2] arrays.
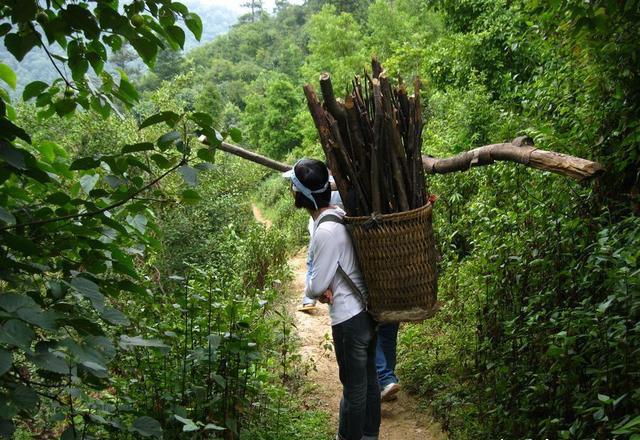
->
[[284, 158, 380, 440]]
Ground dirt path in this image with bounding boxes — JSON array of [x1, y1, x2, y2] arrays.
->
[[253, 205, 446, 439], [252, 204, 272, 228]]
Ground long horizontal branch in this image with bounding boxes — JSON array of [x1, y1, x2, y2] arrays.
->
[[200, 135, 604, 183], [422, 136, 604, 182]]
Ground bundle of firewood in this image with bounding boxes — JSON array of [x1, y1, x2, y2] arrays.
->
[[303, 58, 427, 217]]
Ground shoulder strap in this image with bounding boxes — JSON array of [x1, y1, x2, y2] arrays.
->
[[316, 214, 343, 227], [336, 264, 368, 310], [315, 214, 368, 309]]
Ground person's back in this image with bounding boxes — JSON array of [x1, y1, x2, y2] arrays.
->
[[306, 206, 365, 326]]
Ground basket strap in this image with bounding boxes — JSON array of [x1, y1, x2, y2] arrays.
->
[[316, 214, 368, 310], [336, 264, 368, 311]]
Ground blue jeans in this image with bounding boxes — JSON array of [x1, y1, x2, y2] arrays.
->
[[375, 322, 399, 387], [332, 311, 381, 440]]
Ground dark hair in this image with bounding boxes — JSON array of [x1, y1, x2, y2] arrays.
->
[[292, 159, 331, 210]]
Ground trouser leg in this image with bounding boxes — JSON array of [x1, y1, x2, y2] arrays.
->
[[364, 314, 381, 438], [333, 312, 379, 440], [375, 321, 400, 387]]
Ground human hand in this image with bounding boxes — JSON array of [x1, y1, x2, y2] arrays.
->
[[318, 289, 333, 304]]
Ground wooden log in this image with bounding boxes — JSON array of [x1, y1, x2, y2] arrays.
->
[[319, 73, 352, 157], [412, 77, 426, 207], [421, 136, 605, 181], [407, 96, 418, 207], [370, 78, 384, 213], [198, 136, 290, 172], [372, 57, 383, 79], [303, 84, 351, 207], [379, 72, 410, 211], [345, 95, 371, 201], [396, 83, 410, 150], [325, 111, 370, 215]]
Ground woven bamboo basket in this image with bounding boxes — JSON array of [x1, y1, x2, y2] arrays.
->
[[343, 202, 438, 322]]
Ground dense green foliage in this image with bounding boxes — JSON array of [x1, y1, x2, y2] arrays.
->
[[0, 1, 331, 439], [2, 0, 639, 439], [184, 1, 638, 438]]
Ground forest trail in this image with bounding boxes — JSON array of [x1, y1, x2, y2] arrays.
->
[[253, 205, 446, 440]]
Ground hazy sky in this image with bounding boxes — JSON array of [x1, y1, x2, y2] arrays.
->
[[188, 0, 305, 15]]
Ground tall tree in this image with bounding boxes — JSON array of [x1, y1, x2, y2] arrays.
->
[[240, 0, 264, 23]]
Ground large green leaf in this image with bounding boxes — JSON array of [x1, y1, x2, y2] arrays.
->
[[166, 25, 185, 49], [139, 111, 180, 129], [150, 153, 172, 169], [174, 415, 199, 433], [12, 384, 38, 411], [178, 165, 198, 187], [16, 308, 58, 331], [28, 350, 72, 375], [130, 37, 158, 66], [181, 189, 201, 204], [0, 294, 37, 313], [229, 127, 242, 143], [197, 148, 216, 163], [0, 348, 12, 376], [128, 214, 147, 234], [69, 156, 100, 170], [0, 207, 16, 226], [0, 320, 35, 349], [69, 277, 105, 312], [121, 142, 154, 154], [0, 142, 27, 167], [184, 13, 202, 40], [100, 306, 130, 326], [80, 173, 100, 194], [117, 76, 139, 105], [189, 112, 213, 127], [130, 416, 163, 438], [4, 32, 39, 62], [0, 64, 16, 90], [22, 81, 49, 101], [157, 130, 181, 148]]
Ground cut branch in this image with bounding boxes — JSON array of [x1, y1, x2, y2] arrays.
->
[[421, 136, 605, 181], [199, 136, 290, 172]]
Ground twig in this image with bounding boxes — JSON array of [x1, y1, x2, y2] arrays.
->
[[30, 23, 77, 91], [1, 159, 186, 232]]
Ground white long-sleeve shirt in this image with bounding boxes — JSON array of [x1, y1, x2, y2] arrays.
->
[[304, 207, 366, 326]]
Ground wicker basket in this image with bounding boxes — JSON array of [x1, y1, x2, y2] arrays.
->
[[343, 202, 438, 322]]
